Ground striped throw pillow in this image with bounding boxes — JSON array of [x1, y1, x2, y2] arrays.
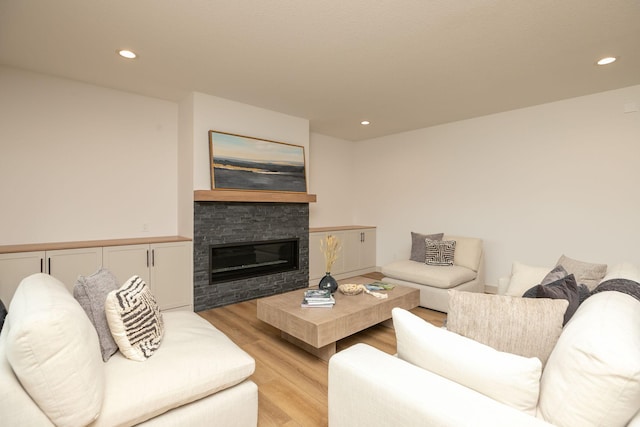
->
[[425, 239, 456, 266], [105, 275, 164, 361]]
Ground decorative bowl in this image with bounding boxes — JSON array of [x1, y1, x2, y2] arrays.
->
[[338, 283, 364, 296]]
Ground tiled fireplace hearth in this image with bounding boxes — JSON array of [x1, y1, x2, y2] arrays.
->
[[193, 201, 309, 311]]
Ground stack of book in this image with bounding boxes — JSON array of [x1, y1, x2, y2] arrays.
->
[[301, 289, 335, 308]]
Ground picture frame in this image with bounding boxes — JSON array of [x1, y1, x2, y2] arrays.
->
[[208, 130, 307, 193]]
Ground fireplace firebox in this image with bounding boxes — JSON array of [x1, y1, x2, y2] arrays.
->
[[209, 238, 299, 284]]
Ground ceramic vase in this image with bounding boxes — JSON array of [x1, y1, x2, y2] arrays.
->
[[318, 272, 338, 293]]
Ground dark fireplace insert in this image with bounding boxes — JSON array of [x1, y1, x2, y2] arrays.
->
[[209, 238, 299, 284]]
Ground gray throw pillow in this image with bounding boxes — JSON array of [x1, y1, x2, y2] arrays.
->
[[541, 265, 569, 286], [577, 284, 591, 304], [538, 275, 579, 324], [522, 266, 569, 297], [530, 274, 580, 326], [524, 270, 587, 325], [73, 268, 121, 361], [410, 232, 444, 262]]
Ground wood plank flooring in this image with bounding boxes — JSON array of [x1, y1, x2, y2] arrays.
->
[[197, 273, 446, 427]]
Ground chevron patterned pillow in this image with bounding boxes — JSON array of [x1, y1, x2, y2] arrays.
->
[[105, 275, 164, 361], [425, 239, 456, 266]]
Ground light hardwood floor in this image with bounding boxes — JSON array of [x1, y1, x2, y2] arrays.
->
[[197, 273, 446, 427]]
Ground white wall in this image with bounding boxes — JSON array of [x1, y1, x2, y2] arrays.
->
[[191, 92, 310, 191], [4, 64, 639, 291], [0, 70, 310, 245], [0, 66, 179, 245], [352, 85, 640, 285], [177, 93, 195, 238], [308, 133, 357, 227]]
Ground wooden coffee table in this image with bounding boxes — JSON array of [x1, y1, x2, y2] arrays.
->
[[256, 276, 419, 361]]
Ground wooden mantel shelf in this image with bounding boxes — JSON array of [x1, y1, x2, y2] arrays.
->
[[194, 190, 317, 203]]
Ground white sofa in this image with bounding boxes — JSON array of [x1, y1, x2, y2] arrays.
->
[[328, 264, 640, 427], [0, 273, 258, 427], [381, 235, 484, 312]]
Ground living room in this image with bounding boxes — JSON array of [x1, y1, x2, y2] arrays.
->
[[2, 67, 639, 288], [1, 2, 640, 426]]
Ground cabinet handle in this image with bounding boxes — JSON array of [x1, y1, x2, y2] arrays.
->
[[40, 258, 44, 273], [48, 258, 51, 275], [151, 249, 155, 267], [146, 250, 150, 268]]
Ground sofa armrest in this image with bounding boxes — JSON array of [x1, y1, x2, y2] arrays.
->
[[328, 343, 553, 427]]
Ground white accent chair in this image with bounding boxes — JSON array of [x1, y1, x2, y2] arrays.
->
[[381, 235, 484, 312]]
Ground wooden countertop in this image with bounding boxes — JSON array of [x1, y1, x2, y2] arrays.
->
[[309, 225, 376, 233], [0, 236, 192, 254]]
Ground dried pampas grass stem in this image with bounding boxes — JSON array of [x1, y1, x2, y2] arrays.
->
[[320, 234, 341, 273]]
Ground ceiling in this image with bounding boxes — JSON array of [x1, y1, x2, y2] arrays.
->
[[1, 1, 639, 141]]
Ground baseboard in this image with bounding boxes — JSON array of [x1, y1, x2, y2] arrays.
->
[[484, 284, 498, 294]]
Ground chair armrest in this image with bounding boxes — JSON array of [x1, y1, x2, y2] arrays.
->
[[328, 343, 552, 427]]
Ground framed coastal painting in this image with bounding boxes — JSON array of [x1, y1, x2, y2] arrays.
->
[[208, 130, 307, 193]]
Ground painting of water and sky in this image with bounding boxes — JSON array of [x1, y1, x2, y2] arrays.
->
[[209, 130, 307, 193]]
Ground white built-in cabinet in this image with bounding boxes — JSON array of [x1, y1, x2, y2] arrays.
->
[[309, 226, 376, 283], [103, 241, 191, 311], [0, 247, 102, 303], [0, 237, 192, 311]]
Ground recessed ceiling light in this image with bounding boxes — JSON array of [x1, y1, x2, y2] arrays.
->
[[117, 49, 137, 59], [597, 56, 616, 65], [361, 120, 370, 125]]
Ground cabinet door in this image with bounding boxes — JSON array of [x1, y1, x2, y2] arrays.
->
[[149, 242, 191, 311], [359, 229, 377, 270], [102, 244, 151, 285], [46, 247, 102, 292], [341, 230, 363, 274], [0, 251, 44, 307]]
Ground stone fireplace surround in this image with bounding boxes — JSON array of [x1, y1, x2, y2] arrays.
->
[[193, 201, 309, 312]]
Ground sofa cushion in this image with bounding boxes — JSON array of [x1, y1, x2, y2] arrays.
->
[[393, 308, 542, 414], [443, 235, 482, 271], [381, 260, 476, 289], [93, 311, 256, 427], [425, 239, 456, 266], [539, 291, 640, 427], [1, 324, 58, 427], [556, 254, 607, 291], [5, 273, 104, 427], [73, 267, 120, 361], [506, 261, 551, 296], [410, 232, 443, 262], [447, 290, 567, 365], [105, 275, 164, 361]]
